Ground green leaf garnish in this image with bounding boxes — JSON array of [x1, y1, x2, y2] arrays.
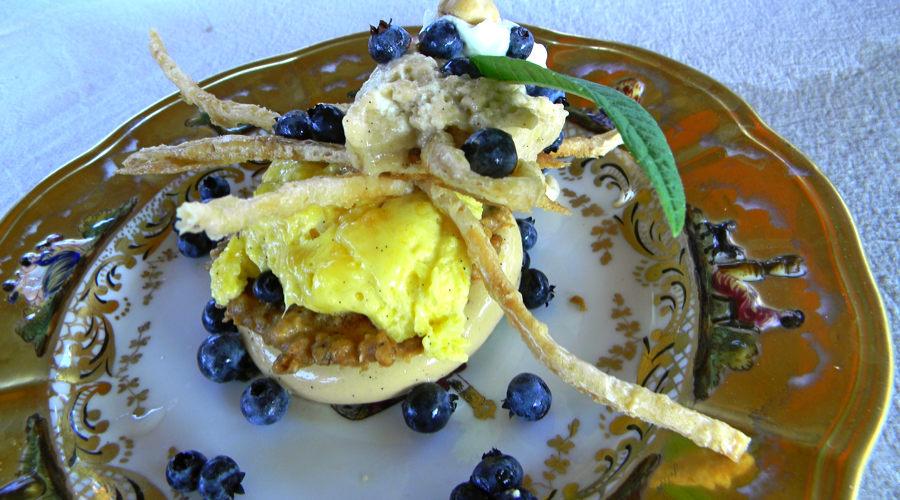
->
[[470, 55, 685, 236]]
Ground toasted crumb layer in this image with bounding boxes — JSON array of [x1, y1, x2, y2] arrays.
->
[[226, 287, 423, 372]]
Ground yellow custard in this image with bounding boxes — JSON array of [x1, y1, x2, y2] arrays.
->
[[211, 161, 478, 361]]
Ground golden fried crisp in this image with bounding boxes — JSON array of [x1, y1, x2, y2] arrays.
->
[[175, 175, 414, 240], [550, 129, 624, 159], [150, 29, 280, 130], [423, 181, 750, 462], [119, 135, 350, 176], [423, 132, 547, 212]]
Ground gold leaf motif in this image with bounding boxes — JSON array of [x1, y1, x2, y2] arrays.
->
[[596, 357, 623, 372], [597, 295, 642, 373], [581, 204, 604, 217], [70, 464, 169, 500], [115, 322, 153, 418], [117, 167, 246, 259], [61, 382, 120, 466], [529, 418, 579, 493], [544, 148, 695, 500], [141, 253, 178, 306], [446, 374, 497, 420]]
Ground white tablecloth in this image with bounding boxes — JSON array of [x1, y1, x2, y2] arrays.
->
[[1, 0, 897, 497]]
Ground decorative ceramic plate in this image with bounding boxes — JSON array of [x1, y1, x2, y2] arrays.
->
[[0, 27, 890, 500]]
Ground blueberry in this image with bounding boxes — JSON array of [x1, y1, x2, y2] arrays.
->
[[166, 450, 207, 492], [516, 217, 537, 250], [522, 250, 530, 270], [441, 58, 481, 79], [307, 104, 345, 144], [543, 129, 564, 154], [506, 26, 534, 59], [526, 85, 565, 104], [401, 382, 458, 433], [197, 333, 256, 383], [519, 268, 555, 309], [199, 175, 231, 201], [203, 299, 236, 334], [273, 110, 312, 140], [450, 481, 490, 500], [198, 456, 245, 500], [253, 271, 284, 304], [462, 128, 518, 179], [589, 108, 614, 129], [470, 449, 524, 495], [495, 488, 539, 500], [369, 20, 411, 64], [502, 373, 552, 421], [419, 19, 463, 59], [177, 231, 215, 258], [241, 378, 291, 425]]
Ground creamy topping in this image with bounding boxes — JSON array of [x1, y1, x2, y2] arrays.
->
[[343, 53, 565, 172], [421, 10, 548, 67]]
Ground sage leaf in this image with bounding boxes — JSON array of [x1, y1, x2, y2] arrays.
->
[[470, 55, 685, 236]]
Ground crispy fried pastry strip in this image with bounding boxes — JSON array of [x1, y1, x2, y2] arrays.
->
[[118, 135, 350, 175], [550, 130, 624, 158], [423, 132, 547, 212], [149, 29, 280, 130], [536, 153, 568, 169], [176, 176, 414, 240], [423, 182, 750, 462]]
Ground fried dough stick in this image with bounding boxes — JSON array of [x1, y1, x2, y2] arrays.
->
[[548, 129, 624, 159], [423, 132, 564, 214], [176, 176, 414, 240], [423, 182, 750, 462], [118, 135, 350, 176], [150, 29, 280, 130]]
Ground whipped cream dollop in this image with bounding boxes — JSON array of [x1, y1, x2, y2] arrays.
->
[[421, 10, 548, 67]]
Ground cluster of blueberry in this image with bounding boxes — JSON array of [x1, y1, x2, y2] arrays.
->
[[367, 19, 567, 174], [273, 104, 346, 144], [516, 217, 554, 309], [166, 452, 245, 500], [401, 371, 551, 434], [199, 293, 291, 426], [176, 174, 231, 258], [450, 449, 537, 500]]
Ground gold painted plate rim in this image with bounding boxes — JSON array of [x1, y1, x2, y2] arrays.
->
[[0, 25, 891, 499]]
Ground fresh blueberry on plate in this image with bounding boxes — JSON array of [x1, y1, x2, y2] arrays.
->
[[198, 455, 245, 500], [241, 378, 291, 425], [502, 372, 552, 421], [166, 450, 207, 492], [202, 299, 236, 334], [273, 110, 312, 140], [462, 128, 518, 178], [199, 175, 231, 201], [506, 26, 534, 60], [470, 449, 524, 495], [519, 268, 555, 309], [369, 20, 411, 64], [401, 382, 458, 433], [526, 85, 565, 104], [450, 481, 490, 500], [177, 231, 215, 258], [441, 57, 482, 79], [307, 104, 346, 144], [419, 19, 463, 59], [516, 217, 537, 250], [197, 333, 256, 383], [253, 271, 284, 304]]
